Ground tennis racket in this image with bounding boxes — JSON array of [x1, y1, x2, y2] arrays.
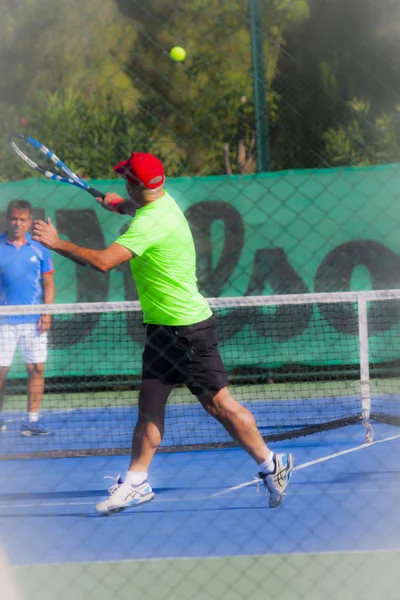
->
[[9, 133, 105, 199]]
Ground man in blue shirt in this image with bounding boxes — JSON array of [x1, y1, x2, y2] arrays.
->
[[0, 200, 55, 435]]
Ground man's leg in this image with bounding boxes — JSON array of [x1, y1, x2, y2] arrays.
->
[[26, 362, 45, 415], [96, 379, 174, 514], [20, 362, 51, 436], [129, 379, 175, 472], [0, 367, 9, 432], [0, 324, 16, 433], [198, 386, 294, 507], [198, 386, 271, 463], [20, 325, 51, 436]]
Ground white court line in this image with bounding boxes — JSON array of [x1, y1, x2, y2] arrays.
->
[[0, 495, 209, 509], [2, 487, 400, 510], [0, 501, 94, 508], [210, 433, 400, 498], [1, 485, 400, 510]]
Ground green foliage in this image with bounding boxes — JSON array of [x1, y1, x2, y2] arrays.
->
[[0, 0, 138, 107], [1, 0, 400, 179], [116, 0, 311, 174], [268, 0, 400, 169], [323, 100, 400, 166], [0, 90, 145, 181]]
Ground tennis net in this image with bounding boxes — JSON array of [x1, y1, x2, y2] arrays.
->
[[1, 290, 400, 458]]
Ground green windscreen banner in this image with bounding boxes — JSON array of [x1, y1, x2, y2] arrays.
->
[[1, 163, 400, 377]]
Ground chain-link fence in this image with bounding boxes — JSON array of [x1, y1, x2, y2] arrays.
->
[[1, 1, 400, 600]]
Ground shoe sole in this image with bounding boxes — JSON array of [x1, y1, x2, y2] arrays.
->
[[20, 430, 53, 437], [96, 492, 155, 516], [269, 453, 294, 508]]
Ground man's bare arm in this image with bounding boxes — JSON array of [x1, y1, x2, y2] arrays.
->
[[38, 272, 55, 333], [50, 240, 132, 272], [32, 218, 133, 272], [42, 272, 55, 303]]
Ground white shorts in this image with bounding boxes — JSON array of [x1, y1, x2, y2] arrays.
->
[[0, 324, 48, 367]]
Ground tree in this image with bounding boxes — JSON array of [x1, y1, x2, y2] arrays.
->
[[271, 0, 400, 168], [1, 0, 399, 179], [0, 0, 138, 107], [0, 0, 142, 181], [116, 0, 310, 175], [323, 99, 400, 166], [0, 90, 149, 182]]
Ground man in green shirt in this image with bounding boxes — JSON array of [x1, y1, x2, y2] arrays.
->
[[32, 152, 293, 513]]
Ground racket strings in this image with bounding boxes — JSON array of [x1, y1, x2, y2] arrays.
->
[[15, 138, 66, 178]]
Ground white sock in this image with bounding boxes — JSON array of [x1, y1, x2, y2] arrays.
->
[[125, 471, 147, 486], [28, 412, 39, 423], [258, 452, 275, 475]]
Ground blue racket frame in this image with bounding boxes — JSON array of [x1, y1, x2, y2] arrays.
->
[[9, 133, 105, 199]]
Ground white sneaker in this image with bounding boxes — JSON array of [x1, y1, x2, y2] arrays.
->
[[96, 475, 155, 515], [258, 453, 294, 508]]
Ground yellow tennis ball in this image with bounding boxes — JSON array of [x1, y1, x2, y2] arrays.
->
[[169, 46, 186, 62]]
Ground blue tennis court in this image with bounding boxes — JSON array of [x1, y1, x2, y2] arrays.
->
[[1, 422, 399, 600]]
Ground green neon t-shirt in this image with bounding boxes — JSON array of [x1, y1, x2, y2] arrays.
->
[[115, 192, 212, 325]]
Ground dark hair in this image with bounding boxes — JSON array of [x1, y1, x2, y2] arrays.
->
[[7, 200, 33, 218]]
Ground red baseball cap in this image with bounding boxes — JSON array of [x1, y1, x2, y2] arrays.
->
[[113, 152, 165, 189]]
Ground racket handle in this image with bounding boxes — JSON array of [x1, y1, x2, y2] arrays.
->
[[87, 187, 105, 199]]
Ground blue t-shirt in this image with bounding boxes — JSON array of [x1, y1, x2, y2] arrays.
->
[[0, 232, 55, 324]]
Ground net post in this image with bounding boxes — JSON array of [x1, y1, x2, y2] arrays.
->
[[358, 295, 374, 442]]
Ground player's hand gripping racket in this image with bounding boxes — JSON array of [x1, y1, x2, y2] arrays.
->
[[9, 133, 105, 199]]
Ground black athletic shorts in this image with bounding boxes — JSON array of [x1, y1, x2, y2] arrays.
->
[[142, 316, 228, 397]]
